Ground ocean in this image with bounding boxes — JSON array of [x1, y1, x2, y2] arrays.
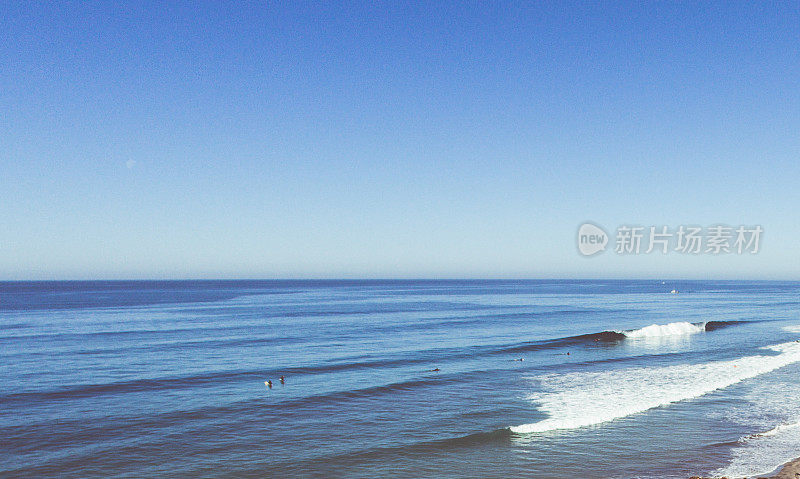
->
[[2, 280, 800, 478]]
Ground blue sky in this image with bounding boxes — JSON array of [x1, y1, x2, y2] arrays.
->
[[2, 1, 799, 279]]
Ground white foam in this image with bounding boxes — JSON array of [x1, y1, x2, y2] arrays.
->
[[510, 341, 800, 434], [750, 421, 800, 438], [715, 421, 800, 477], [782, 324, 800, 333], [711, 373, 800, 478], [623, 321, 705, 338]]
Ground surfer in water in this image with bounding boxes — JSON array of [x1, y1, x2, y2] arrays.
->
[[266, 380, 272, 388], [279, 376, 285, 384]]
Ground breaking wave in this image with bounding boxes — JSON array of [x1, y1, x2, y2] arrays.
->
[[500, 320, 742, 354], [510, 340, 800, 434], [623, 321, 705, 338]]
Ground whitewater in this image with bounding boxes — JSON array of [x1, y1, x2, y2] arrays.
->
[[622, 320, 706, 338], [510, 340, 800, 434]]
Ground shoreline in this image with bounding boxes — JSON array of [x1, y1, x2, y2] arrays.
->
[[690, 456, 800, 479], [767, 457, 800, 479]]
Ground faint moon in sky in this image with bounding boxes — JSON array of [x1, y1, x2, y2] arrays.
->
[[126, 159, 137, 169]]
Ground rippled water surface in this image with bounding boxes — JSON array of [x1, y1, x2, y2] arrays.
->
[[2, 280, 800, 478]]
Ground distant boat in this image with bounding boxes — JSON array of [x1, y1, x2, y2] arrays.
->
[[670, 289, 678, 294]]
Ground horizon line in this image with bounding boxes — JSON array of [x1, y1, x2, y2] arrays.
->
[[1, 277, 798, 282]]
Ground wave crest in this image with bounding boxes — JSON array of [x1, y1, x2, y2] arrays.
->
[[510, 340, 800, 434], [623, 321, 706, 338]]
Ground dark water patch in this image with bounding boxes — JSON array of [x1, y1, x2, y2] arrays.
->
[[498, 331, 627, 354], [704, 320, 752, 332], [0, 370, 267, 405]]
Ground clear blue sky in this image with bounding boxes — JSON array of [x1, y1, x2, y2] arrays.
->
[[2, 1, 799, 279]]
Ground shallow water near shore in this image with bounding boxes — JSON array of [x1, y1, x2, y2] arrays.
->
[[2, 280, 800, 478]]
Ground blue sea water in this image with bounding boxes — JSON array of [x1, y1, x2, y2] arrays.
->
[[2, 280, 800, 478]]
